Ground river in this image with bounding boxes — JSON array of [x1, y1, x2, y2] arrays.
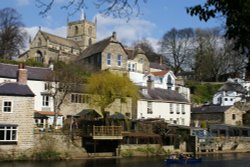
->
[[0, 153, 249, 167]]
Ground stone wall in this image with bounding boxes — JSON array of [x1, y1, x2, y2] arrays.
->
[[0, 96, 34, 156]]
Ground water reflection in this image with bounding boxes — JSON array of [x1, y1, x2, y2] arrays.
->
[[0, 153, 250, 167]]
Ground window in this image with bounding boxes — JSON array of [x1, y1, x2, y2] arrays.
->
[[170, 103, 174, 114], [3, 101, 12, 113], [117, 55, 122, 66], [139, 58, 144, 64], [176, 104, 180, 114], [147, 102, 152, 114], [42, 95, 49, 106], [181, 104, 185, 114], [167, 75, 172, 89], [225, 98, 228, 101], [71, 94, 89, 103], [232, 114, 236, 120], [181, 118, 185, 125], [132, 63, 136, 72], [107, 53, 111, 65], [128, 63, 131, 71], [0, 125, 17, 143]]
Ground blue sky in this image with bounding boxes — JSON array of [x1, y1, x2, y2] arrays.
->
[[2, 0, 223, 51]]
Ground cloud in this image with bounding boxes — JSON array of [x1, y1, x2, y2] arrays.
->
[[17, 0, 30, 6], [24, 14, 160, 51], [95, 14, 158, 48]]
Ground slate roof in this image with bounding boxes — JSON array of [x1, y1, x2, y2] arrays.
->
[[78, 35, 127, 60], [219, 81, 247, 94], [140, 87, 189, 103], [192, 105, 232, 113], [150, 62, 169, 71], [126, 48, 136, 60], [125, 48, 145, 60], [78, 36, 113, 60], [40, 31, 80, 49], [0, 82, 35, 97], [0, 63, 53, 81]]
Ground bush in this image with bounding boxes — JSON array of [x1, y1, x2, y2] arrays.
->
[[120, 149, 133, 157]]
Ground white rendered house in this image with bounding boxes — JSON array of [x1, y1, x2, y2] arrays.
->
[[0, 63, 63, 128], [137, 79, 191, 126], [213, 78, 248, 106]]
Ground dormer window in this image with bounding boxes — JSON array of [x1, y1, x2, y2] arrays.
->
[[167, 75, 173, 89]]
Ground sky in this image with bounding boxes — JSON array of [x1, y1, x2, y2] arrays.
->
[[1, 0, 223, 52]]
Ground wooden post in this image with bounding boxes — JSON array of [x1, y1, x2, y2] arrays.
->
[[94, 140, 96, 155]]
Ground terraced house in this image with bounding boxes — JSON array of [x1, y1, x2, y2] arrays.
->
[[0, 64, 35, 155]]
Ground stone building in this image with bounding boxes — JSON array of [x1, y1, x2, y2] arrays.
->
[[76, 32, 128, 73], [0, 64, 35, 155], [19, 18, 96, 65], [191, 105, 245, 126]]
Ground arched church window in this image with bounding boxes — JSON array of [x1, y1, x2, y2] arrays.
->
[[35, 50, 44, 63]]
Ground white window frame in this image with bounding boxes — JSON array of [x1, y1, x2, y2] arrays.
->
[[42, 95, 50, 107], [2, 100, 13, 113], [128, 63, 131, 71], [170, 103, 174, 114], [182, 104, 185, 114], [0, 125, 18, 142], [117, 55, 122, 66], [147, 101, 153, 114], [176, 104, 180, 114], [107, 53, 111, 65]]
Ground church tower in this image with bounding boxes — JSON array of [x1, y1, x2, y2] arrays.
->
[[67, 13, 96, 50]]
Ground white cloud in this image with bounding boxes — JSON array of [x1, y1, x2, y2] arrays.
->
[[17, 0, 30, 6], [24, 14, 160, 51], [95, 14, 158, 48]]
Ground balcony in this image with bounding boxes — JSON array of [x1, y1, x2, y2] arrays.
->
[[84, 126, 123, 140]]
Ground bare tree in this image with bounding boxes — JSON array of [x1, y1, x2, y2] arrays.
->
[[47, 61, 89, 127], [133, 38, 164, 63], [159, 28, 195, 74], [36, 0, 147, 18], [0, 8, 27, 59], [193, 28, 246, 81]]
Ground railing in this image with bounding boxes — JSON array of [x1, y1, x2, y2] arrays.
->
[[93, 126, 122, 137]]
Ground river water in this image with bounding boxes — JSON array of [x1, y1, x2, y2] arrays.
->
[[0, 153, 249, 167]]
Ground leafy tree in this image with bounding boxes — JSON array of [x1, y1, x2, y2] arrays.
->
[[36, 0, 147, 18], [0, 8, 27, 59], [86, 71, 138, 124], [47, 61, 90, 127], [187, 0, 250, 73], [159, 28, 195, 74]]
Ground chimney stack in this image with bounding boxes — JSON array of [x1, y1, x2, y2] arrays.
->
[[147, 76, 154, 90], [17, 63, 27, 85], [112, 32, 117, 40]]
